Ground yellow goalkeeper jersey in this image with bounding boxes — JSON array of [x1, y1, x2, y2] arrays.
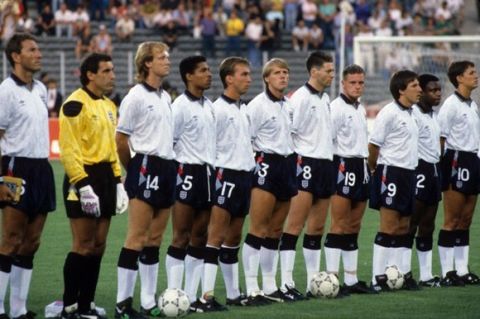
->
[[59, 87, 121, 187]]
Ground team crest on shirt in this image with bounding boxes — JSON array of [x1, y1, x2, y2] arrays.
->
[[342, 186, 350, 194], [144, 190, 151, 199], [258, 176, 265, 185], [386, 197, 393, 205], [218, 196, 225, 205], [180, 190, 187, 199], [302, 180, 309, 188]]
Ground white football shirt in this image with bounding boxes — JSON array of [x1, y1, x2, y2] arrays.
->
[[213, 95, 255, 171], [245, 89, 293, 156], [172, 90, 216, 166], [0, 74, 49, 158], [117, 82, 175, 159], [438, 92, 480, 153], [288, 83, 333, 159], [369, 101, 418, 170], [412, 104, 441, 164], [331, 94, 368, 158]]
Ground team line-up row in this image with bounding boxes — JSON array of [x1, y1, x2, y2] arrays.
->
[[0, 32, 479, 319]]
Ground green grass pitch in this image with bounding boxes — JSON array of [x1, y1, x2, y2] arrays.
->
[[6, 161, 480, 319]]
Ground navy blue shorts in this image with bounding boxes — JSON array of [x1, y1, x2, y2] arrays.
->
[[175, 163, 215, 211], [125, 153, 176, 209], [63, 162, 116, 219], [0, 156, 56, 218], [415, 159, 442, 205], [213, 168, 252, 217], [252, 152, 297, 201], [333, 156, 369, 201], [440, 149, 480, 195], [296, 155, 334, 199], [369, 164, 416, 216]]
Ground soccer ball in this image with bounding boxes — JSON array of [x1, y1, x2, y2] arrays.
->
[[309, 271, 340, 298], [158, 288, 190, 318], [385, 265, 404, 290]]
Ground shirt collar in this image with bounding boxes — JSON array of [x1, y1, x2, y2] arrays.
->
[[266, 87, 285, 102], [395, 100, 412, 113], [454, 91, 473, 106], [221, 94, 243, 108], [417, 100, 433, 114], [10, 73, 30, 86], [142, 81, 163, 94], [305, 82, 323, 96], [82, 86, 103, 100], [340, 93, 359, 108]]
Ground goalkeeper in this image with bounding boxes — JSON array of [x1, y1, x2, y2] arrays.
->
[[59, 53, 128, 319]]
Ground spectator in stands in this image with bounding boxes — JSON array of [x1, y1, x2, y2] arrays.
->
[[163, 20, 178, 50], [200, 7, 217, 58], [154, 7, 173, 32], [225, 9, 245, 57], [75, 24, 93, 60], [413, 0, 436, 18], [318, 0, 337, 50], [434, 14, 455, 35], [309, 23, 324, 50], [55, 2, 74, 38], [213, 5, 228, 37], [90, 0, 108, 21], [265, 0, 284, 25], [36, 4, 55, 36], [115, 12, 135, 42], [172, 2, 191, 34], [46, 78, 63, 118], [17, 10, 35, 34], [72, 4, 90, 36], [368, 9, 383, 32], [284, 0, 298, 31], [140, 0, 158, 29], [447, 0, 465, 29], [375, 17, 393, 37], [260, 19, 276, 59], [292, 19, 310, 52], [110, 0, 129, 25], [355, 0, 372, 25], [387, 0, 402, 25], [395, 9, 413, 35], [435, 1, 452, 21], [91, 24, 112, 55], [302, 0, 318, 28], [220, 0, 235, 15], [411, 13, 428, 35], [245, 14, 263, 67]]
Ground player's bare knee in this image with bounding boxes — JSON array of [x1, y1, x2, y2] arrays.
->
[[224, 232, 242, 247], [1, 232, 23, 254], [190, 233, 207, 247]]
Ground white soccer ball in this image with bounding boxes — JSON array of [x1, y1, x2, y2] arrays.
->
[[158, 288, 190, 318], [385, 265, 404, 290], [309, 271, 340, 298]]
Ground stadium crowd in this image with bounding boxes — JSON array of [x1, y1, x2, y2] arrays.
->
[[1, 0, 465, 62]]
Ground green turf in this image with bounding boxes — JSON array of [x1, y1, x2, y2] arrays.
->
[[5, 161, 480, 318]]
